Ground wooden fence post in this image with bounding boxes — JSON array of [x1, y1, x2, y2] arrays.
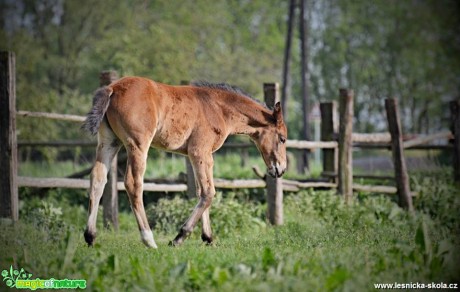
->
[[450, 100, 460, 183], [320, 101, 338, 182], [240, 148, 249, 167], [0, 51, 18, 221], [185, 160, 196, 199], [385, 98, 413, 211], [264, 83, 283, 225], [181, 81, 197, 199], [100, 70, 119, 230], [338, 89, 353, 203]]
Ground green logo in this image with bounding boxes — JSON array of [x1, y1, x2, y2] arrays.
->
[[2, 266, 32, 288], [2, 266, 86, 290]]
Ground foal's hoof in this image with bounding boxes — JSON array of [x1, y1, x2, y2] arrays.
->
[[140, 230, 158, 249], [169, 228, 189, 247], [168, 240, 180, 247], [84, 229, 96, 247], [201, 234, 213, 246], [169, 234, 186, 247]]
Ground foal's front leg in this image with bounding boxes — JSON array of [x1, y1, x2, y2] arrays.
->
[[201, 207, 213, 244], [186, 178, 213, 244], [171, 153, 215, 246]]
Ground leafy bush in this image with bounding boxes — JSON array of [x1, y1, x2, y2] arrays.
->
[[19, 190, 88, 241], [147, 196, 195, 235], [411, 168, 460, 232], [147, 192, 266, 238], [284, 189, 405, 227], [20, 199, 66, 241], [210, 193, 266, 237]]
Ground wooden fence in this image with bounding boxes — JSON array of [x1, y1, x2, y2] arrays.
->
[[1, 51, 459, 227]]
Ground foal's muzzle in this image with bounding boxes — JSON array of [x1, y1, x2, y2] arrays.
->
[[268, 162, 285, 178]]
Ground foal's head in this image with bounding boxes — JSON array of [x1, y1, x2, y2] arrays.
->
[[253, 102, 288, 178]]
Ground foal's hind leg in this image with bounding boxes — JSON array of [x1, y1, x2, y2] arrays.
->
[[124, 139, 157, 248], [84, 122, 120, 246]]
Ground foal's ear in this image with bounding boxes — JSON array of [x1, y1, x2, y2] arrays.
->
[[273, 102, 283, 124]]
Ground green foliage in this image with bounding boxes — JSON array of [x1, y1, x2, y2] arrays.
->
[[144, 152, 186, 179], [411, 168, 460, 232], [213, 154, 266, 179], [2, 0, 457, 165], [19, 188, 88, 238], [210, 193, 266, 237], [1, 169, 458, 291], [20, 200, 67, 241], [147, 193, 266, 238], [1, 0, 288, 161], [147, 196, 195, 235], [309, 0, 459, 133], [18, 160, 92, 178]]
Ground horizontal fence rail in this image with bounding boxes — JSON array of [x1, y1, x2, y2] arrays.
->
[[17, 176, 341, 192], [286, 140, 337, 149], [17, 110, 86, 122], [17, 176, 188, 192]]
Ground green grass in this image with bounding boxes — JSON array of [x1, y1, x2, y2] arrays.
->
[[1, 169, 459, 291], [18, 152, 323, 181], [143, 152, 315, 180], [18, 160, 93, 178], [10, 154, 460, 291]]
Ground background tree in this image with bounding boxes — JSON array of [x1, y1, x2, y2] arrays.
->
[[310, 0, 460, 133], [0, 0, 459, 161]]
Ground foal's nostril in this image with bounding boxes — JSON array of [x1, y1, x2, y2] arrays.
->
[[274, 166, 284, 178]]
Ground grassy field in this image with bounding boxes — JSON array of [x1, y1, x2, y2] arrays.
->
[[2, 166, 459, 291], [18, 152, 323, 180]]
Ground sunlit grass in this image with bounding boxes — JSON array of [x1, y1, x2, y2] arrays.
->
[[18, 152, 323, 181], [18, 160, 92, 178], [2, 179, 459, 291]]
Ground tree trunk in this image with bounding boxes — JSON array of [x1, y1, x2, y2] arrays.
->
[[281, 0, 296, 120], [299, 0, 310, 173]]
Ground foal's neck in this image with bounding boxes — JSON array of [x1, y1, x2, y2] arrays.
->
[[223, 95, 273, 137]]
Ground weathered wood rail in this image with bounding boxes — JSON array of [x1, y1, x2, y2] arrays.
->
[[1, 51, 458, 225], [16, 110, 86, 122]]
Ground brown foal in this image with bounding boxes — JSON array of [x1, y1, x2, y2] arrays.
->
[[82, 76, 287, 248]]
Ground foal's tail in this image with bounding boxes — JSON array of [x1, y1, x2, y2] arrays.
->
[[82, 86, 114, 136]]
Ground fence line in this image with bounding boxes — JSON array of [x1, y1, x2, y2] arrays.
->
[[17, 139, 454, 151], [10, 100, 460, 192], [10, 100, 460, 195]]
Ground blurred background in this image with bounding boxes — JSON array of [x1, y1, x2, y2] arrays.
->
[[1, 0, 459, 178]]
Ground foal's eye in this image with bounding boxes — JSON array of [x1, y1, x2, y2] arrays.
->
[[279, 136, 286, 144]]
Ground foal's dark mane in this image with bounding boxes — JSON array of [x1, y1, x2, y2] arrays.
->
[[191, 80, 266, 108]]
